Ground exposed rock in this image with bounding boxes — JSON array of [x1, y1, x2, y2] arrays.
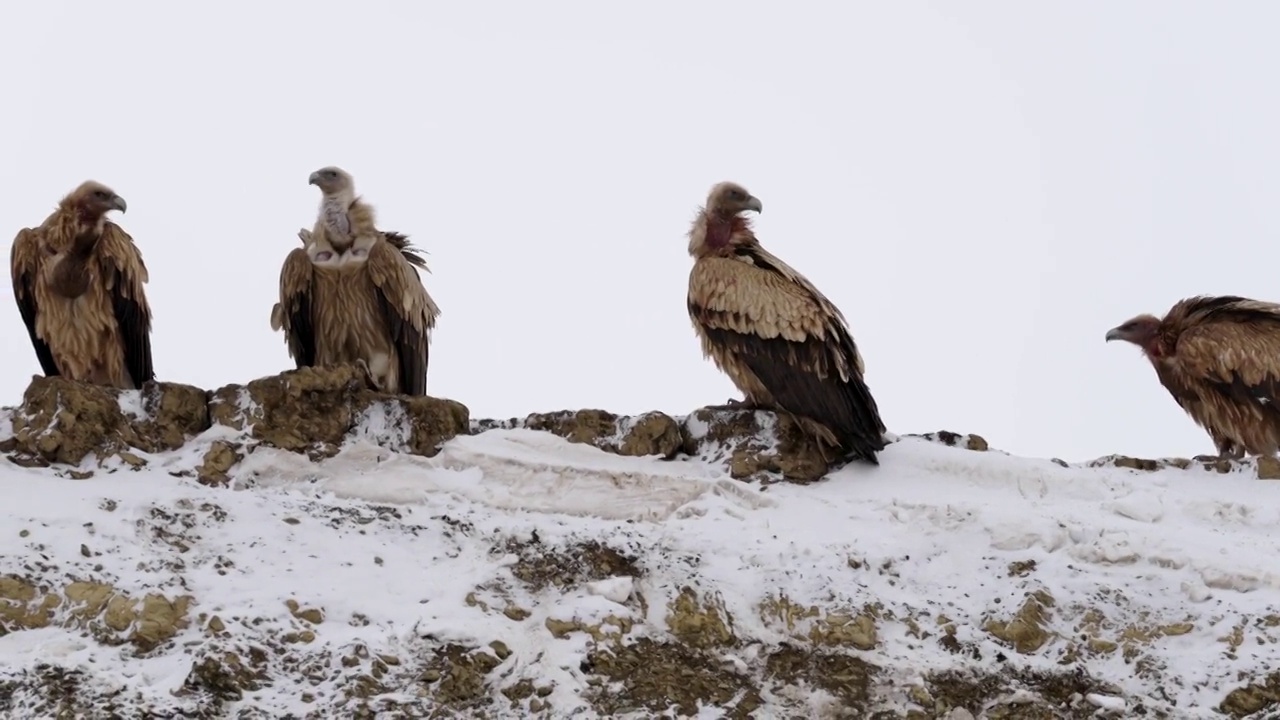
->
[[984, 590, 1056, 655], [0, 575, 191, 651], [209, 365, 469, 458], [522, 408, 683, 458], [1257, 455, 1280, 480], [1088, 453, 1280, 479], [7, 377, 209, 467], [196, 441, 241, 487], [910, 430, 990, 452], [1220, 672, 1280, 718], [680, 407, 831, 483], [584, 637, 763, 719]]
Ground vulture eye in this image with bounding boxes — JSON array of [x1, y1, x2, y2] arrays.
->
[[94, 190, 109, 200]]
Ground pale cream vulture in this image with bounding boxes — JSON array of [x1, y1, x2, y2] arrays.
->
[[270, 166, 440, 396]]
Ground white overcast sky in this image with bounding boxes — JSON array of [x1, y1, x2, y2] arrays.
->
[[2, 2, 1278, 463]]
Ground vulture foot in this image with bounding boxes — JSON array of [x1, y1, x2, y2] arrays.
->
[[354, 359, 385, 393], [705, 398, 763, 413], [1193, 453, 1242, 463]]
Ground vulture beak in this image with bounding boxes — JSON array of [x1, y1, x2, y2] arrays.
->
[[308, 171, 322, 186], [110, 195, 127, 213], [1105, 327, 1123, 342], [745, 196, 763, 214]]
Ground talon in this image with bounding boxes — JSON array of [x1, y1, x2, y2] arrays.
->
[[355, 359, 383, 392]]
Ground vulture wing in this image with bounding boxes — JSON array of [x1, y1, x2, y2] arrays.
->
[[383, 231, 429, 272], [365, 238, 440, 397], [273, 247, 316, 368], [689, 249, 885, 458], [1172, 306, 1280, 410], [9, 228, 60, 377], [96, 223, 155, 385]]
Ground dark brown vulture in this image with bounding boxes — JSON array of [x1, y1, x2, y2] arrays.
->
[[686, 181, 888, 464], [1107, 295, 1280, 459], [270, 166, 440, 396], [10, 180, 154, 389]]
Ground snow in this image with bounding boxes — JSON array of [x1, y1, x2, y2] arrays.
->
[[2, 422, 1280, 717]]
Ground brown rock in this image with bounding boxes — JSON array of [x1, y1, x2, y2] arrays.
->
[[209, 365, 469, 458], [910, 430, 989, 452], [131, 381, 211, 451], [8, 377, 210, 467], [1257, 455, 1280, 480], [680, 407, 829, 483], [198, 441, 242, 487], [522, 409, 682, 459]]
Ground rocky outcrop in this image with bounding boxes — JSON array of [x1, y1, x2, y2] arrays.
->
[[208, 364, 469, 460], [1, 366, 470, 477], [6, 368, 1278, 484]]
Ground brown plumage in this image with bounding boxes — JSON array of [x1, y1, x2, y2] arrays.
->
[[1107, 295, 1280, 459], [270, 166, 440, 396], [686, 181, 888, 464], [10, 181, 154, 389]]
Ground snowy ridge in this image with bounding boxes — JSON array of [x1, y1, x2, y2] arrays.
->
[[1, 419, 1279, 718]]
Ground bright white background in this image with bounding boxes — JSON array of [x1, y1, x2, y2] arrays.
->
[[2, 2, 1277, 463]]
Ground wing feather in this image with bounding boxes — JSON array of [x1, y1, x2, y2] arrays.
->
[[9, 228, 60, 377], [1174, 313, 1280, 410], [274, 247, 316, 368], [689, 252, 886, 459], [365, 239, 440, 396], [96, 223, 154, 386]]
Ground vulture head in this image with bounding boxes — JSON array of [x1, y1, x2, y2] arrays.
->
[[706, 181, 763, 218], [66, 181, 127, 223], [1106, 313, 1163, 356], [309, 166, 354, 197], [689, 181, 763, 256]]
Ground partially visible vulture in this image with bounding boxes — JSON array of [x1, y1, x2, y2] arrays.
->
[[686, 181, 888, 464], [10, 180, 154, 389], [270, 166, 441, 396], [1107, 295, 1280, 459]]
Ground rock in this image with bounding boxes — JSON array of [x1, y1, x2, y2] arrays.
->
[[911, 430, 989, 452], [8, 377, 210, 467], [197, 441, 242, 487], [522, 408, 683, 458], [680, 407, 830, 483], [984, 590, 1055, 654], [1257, 455, 1280, 480], [209, 365, 469, 458]]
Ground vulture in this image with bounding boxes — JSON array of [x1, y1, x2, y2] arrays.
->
[[1107, 295, 1280, 459], [10, 180, 154, 389], [686, 181, 888, 464], [270, 166, 441, 396]]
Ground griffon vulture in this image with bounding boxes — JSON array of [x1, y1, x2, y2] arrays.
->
[[270, 166, 440, 396], [1107, 295, 1280, 459], [10, 181, 154, 389], [686, 181, 888, 464]]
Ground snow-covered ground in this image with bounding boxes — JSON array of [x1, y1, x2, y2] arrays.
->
[[2, 417, 1279, 718]]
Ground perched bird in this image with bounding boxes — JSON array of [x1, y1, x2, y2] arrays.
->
[[271, 166, 440, 396], [1107, 295, 1280, 459], [686, 181, 887, 464], [10, 181, 154, 389]]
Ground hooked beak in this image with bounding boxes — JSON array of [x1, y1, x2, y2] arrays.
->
[[745, 196, 763, 214], [1105, 327, 1123, 342], [110, 195, 127, 213], [308, 171, 321, 186]]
